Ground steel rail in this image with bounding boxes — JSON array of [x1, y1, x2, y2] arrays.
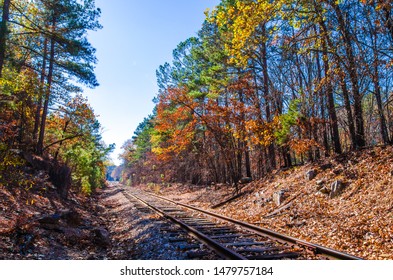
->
[[123, 191, 247, 260], [147, 192, 363, 260]]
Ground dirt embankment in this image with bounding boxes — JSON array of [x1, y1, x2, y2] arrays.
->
[[0, 182, 188, 260], [0, 181, 111, 259], [139, 146, 393, 260]]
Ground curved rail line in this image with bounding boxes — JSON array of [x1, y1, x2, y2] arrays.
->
[[122, 188, 362, 260]]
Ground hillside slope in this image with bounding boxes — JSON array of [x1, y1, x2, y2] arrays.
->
[[144, 146, 393, 260]]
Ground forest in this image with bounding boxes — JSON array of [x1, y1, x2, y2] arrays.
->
[[0, 0, 112, 197], [1, 0, 393, 264], [120, 0, 393, 188]]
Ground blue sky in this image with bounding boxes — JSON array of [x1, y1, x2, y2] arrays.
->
[[84, 0, 220, 165]]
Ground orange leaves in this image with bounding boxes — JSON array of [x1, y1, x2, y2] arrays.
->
[[0, 117, 17, 142], [288, 138, 320, 155], [246, 118, 277, 146], [152, 87, 198, 162], [152, 69, 284, 173]]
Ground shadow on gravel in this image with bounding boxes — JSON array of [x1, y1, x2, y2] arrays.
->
[[100, 188, 123, 199]]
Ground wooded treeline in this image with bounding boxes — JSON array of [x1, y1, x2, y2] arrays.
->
[[121, 0, 393, 187], [0, 0, 112, 195]]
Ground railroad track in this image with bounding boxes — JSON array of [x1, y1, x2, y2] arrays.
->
[[122, 188, 362, 260]]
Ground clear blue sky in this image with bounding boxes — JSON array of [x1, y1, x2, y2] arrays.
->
[[83, 0, 220, 165]]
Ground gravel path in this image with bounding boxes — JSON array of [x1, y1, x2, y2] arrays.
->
[[101, 186, 190, 260]]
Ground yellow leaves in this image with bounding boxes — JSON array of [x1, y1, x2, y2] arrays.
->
[[245, 119, 277, 146], [204, 8, 211, 17], [209, 0, 283, 68], [26, 199, 35, 205], [151, 146, 165, 157]]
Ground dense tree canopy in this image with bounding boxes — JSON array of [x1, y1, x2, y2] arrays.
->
[[121, 0, 393, 188], [0, 0, 112, 195]]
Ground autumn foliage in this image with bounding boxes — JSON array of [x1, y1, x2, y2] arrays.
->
[[121, 0, 393, 189], [0, 0, 111, 196]]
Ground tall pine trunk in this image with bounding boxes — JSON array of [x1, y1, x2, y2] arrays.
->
[[0, 0, 11, 78], [37, 18, 56, 155], [33, 38, 48, 146]]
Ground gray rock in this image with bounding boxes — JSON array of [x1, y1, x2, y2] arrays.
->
[[315, 179, 326, 191], [254, 191, 265, 202], [330, 180, 344, 198], [364, 232, 375, 240], [305, 170, 316, 181], [273, 190, 285, 206]]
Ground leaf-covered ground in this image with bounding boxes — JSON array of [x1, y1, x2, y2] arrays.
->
[[0, 180, 192, 260], [138, 146, 393, 260], [0, 178, 111, 259]]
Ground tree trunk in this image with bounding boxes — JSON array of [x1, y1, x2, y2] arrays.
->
[[37, 20, 56, 155], [54, 120, 70, 160], [314, 41, 329, 155], [236, 142, 242, 181], [281, 146, 292, 168], [371, 32, 390, 144], [340, 76, 356, 149], [373, 70, 390, 144], [33, 38, 48, 145], [0, 0, 11, 78], [322, 38, 342, 154], [331, 2, 365, 148], [261, 24, 276, 170], [245, 147, 252, 178]]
